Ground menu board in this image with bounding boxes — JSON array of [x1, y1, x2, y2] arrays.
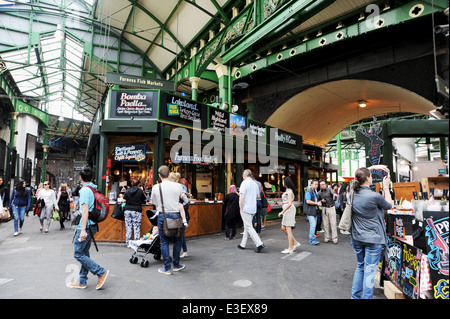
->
[[247, 120, 267, 142], [209, 109, 229, 134], [110, 91, 157, 118], [159, 92, 207, 129]]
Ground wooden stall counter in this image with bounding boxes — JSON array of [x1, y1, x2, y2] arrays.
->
[[95, 202, 223, 242], [95, 205, 155, 243], [184, 201, 223, 238]]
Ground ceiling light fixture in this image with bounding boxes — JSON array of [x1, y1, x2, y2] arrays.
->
[[358, 100, 368, 108], [54, 24, 64, 41]]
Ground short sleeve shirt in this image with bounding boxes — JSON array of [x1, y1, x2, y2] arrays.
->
[[239, 178, 259, 214], [77, 182, 97, 229]]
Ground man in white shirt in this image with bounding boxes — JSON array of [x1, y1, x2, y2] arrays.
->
[[238, 169, 265, 253]]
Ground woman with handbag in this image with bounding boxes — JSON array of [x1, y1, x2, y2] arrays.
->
[[9, 180, 31, 236], [350, 165, 393, 299], [37, 181, 58, 233]]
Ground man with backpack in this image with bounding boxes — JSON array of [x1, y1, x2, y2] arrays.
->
[[67, 165, 109, 290]]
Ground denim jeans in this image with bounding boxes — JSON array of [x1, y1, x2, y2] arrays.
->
[[73, 226, 107, 285], [158, 214, 182, 271], [12, 205, 26, 232], [253, 200, 262, 233], [351, 238, 384, 299], [307, 215, 317, 243]]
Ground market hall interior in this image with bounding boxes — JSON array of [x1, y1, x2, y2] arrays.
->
[[0, 0, 448, 300]]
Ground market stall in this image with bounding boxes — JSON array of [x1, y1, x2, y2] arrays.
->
[[89, 88, 308, 241], [376, 177, 449, 299]]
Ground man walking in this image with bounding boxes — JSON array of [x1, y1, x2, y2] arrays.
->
[[151, 166, 188, 275], [237, 169, 265, 253], [67, 165, 109, 290], [318, 180, 338, 244], [304, 180, 321, 245]]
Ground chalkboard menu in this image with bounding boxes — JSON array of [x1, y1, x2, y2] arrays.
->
[[159, 92, 207, 129], [110, 90, 158, 118], [209, 108, 229, 134]]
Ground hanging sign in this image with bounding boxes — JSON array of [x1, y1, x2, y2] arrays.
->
[[110, 91, 158, 118], [209, 109, 229, 134], [114, 145, 146, 162], [106, 72, 175, 91], [159, 92, 207, 128], [247, 120, 267, 141], [269, 127, 302, 150]]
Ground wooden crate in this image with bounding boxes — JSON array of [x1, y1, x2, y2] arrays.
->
[[384, 280, 406, 299]]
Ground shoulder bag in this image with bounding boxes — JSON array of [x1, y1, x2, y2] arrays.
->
[[338, 190, 354, 231], [160, 184, 184, 238]]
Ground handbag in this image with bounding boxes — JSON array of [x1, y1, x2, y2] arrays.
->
[[33, 204, 41, 216], [1, 208, 10, 220], [160, 184, 184, 238], [338, 190, 354, 231], [111, 204, 125, 221]]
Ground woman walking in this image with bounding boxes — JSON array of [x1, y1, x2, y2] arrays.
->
[[56, 183, 71, 230], [37, 181, 58, 233], [278, 177, 301, 253], [9, 180, 31, 236], [350, 165, 393, 299]]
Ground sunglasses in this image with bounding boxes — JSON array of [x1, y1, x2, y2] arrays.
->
[[44, 183, 49, 186]]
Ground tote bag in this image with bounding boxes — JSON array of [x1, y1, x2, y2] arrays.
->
[[338, 191, 354, 231]]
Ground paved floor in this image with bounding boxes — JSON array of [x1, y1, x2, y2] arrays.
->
[[0, 213, 386, 300]]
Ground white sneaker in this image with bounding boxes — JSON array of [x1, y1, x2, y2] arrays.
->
[[13, 232, 18, 236], [281, 249, 293, 254], [293, 243, 301, 251], [340, 230, 350, 235]]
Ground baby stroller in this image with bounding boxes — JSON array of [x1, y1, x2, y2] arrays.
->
[[129, 209, 161, 268]]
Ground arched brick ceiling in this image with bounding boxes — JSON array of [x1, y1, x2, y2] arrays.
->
[[265, 79, 436, 146]]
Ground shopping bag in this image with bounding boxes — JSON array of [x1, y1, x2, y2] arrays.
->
[[52, 210, 60, 221], [338, 191, 354, 231]]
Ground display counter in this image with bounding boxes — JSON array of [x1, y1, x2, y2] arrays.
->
[[94, 202, 223, 242], [184, 201, 223, 237]]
